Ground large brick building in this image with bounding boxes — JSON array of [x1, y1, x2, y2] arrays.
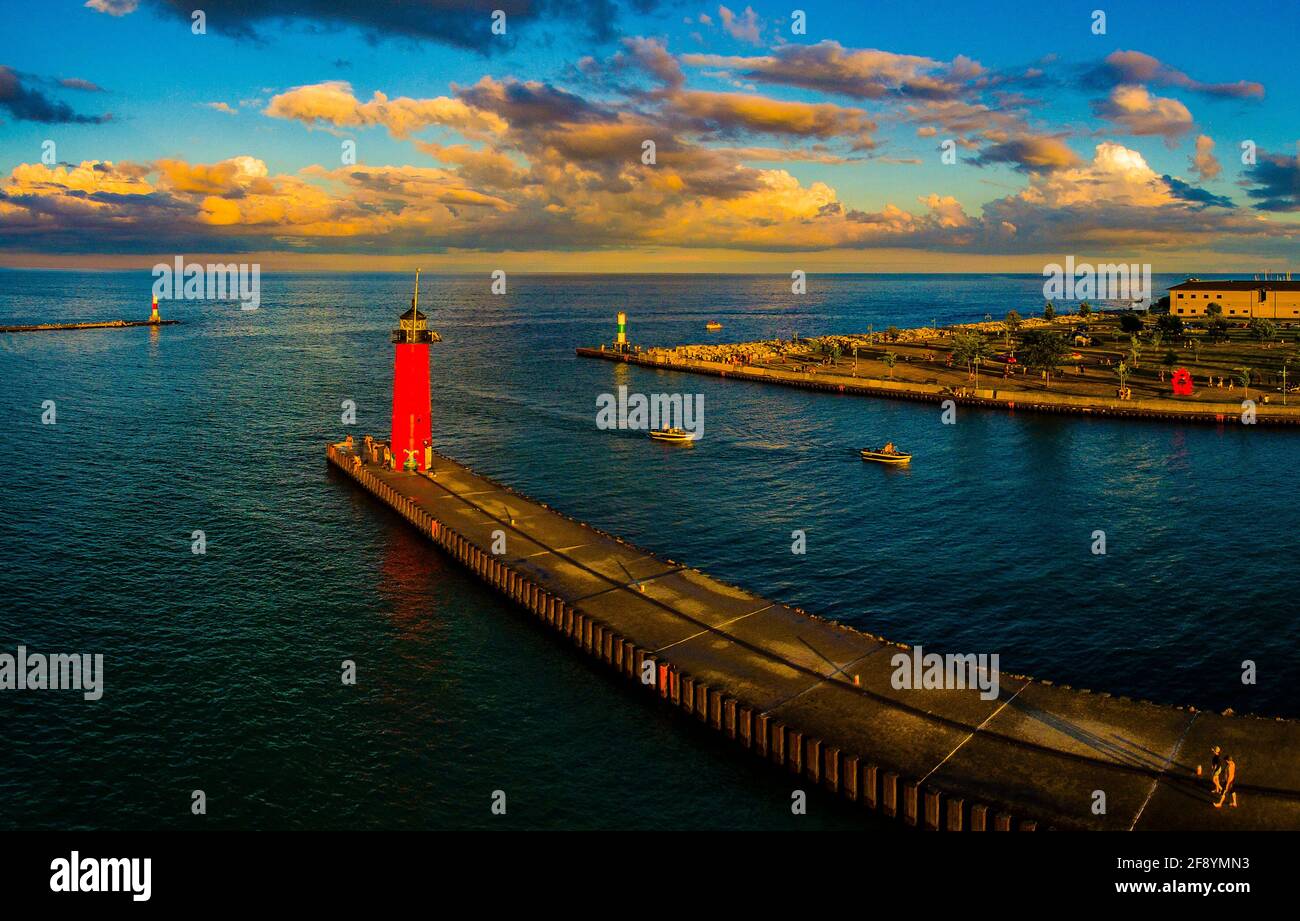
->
[[1168, 279, 1300, 319]]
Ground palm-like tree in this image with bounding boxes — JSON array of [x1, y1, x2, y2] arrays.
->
[[1235, 367, 1253, 401], [883, 351, 897, 379]]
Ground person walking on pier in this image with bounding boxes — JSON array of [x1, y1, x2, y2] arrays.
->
[[1214, 753, 1238, 809], [1209, 745, 1224, 794]]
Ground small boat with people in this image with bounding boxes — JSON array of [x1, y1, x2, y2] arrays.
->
[[861, 441, 911, 464], [649, 427, 697, 443], [705, 321, 723, 331]]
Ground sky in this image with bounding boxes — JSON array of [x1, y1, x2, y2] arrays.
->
[[0, 0, 1298, 272]]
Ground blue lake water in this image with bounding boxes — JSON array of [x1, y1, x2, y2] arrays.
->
[[1, 270, 1295, 830]]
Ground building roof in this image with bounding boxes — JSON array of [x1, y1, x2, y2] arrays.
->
[[1169, 279, 1300, 291]]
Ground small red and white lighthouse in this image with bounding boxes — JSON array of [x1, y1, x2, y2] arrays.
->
[[149, 294, 161, 324], [390, 270, 438, 471]]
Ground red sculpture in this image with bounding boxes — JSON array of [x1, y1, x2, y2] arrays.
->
[[1171, 367, 1193, 396]]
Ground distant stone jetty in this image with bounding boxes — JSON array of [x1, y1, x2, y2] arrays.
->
[[0, 319, 180, 333]]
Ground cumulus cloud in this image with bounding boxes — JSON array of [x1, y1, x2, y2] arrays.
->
[[1083, 50, 1264, 99], [0, 66, 111, 123], [904, 98, 1031, 140], [84, 0, 657, 52], [668, 90, 877, 149], [718, 5, 761, 44], [682, 41, 979, 101], [973, 142, 1286, 252], [620, 36, 685, 89], [1162, 175, 1234, 209], [1190, 134, 1221, 181], [59, 77, 105, 92], [1242, 152, 1300, 212], [265, 80, 507, 139], [971, 136, 1081, 172], [1092, 84, 1193, 143], [84, 0, 138, 15], [1013, 142, 1173, 208]]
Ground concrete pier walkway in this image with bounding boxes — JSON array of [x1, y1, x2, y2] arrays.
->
[[576, 346, 1300, 426], [328, 441, 1300, 830]]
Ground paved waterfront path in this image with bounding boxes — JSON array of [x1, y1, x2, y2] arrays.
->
[[329, 442, 1300, 830], [576, 347, 1300, 425]]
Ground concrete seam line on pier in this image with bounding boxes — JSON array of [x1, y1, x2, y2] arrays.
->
[[919, 682, 1029, 786], [760, 644, 889, 713], [652, 603, 774, 653], [569, 566, 687, 605], [1128, 711, 1200, 831]]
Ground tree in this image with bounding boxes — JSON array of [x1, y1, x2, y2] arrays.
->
[[1003, 310, 1022, 346], [886, 325, 900, 342], [1208, 317, 1230, 343], [1206, 302, 1223, 318], [1119, 312, 1143, 334], [1079, 301, 1092, 319], [1249, 317, 1278, 343], [1020, 330, 1069, 388], [1190, 338, 1202, 363], [1162, 349, 1178, 381], [1115, 361, 1130, 392], [1043, 302, 1056, 322], [1128, 334, 1142, 369], [1156, 312, 1184, 339], [883, 351, 897, 379], [951, 331, 994, 381], [1235, 366, 1253, 400]]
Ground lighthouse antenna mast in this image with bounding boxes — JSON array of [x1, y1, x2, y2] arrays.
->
[[410, 269, 420, 342]]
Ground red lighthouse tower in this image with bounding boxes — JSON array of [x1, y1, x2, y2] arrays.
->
[[390, 270, 438, 471]]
